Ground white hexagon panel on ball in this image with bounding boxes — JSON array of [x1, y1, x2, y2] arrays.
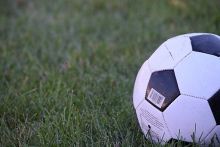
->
[[163, 95, 216, 143], [148, 43, 174, 72], [174, 52, 220, 99], [133, 60, 151, 109]]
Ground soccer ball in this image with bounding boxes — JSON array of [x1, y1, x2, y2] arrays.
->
[[133, 33, 220, 145]]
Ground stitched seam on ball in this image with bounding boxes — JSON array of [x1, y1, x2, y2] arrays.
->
[[181, 93, 207, 100], [150, 69, 175, 73], [164, 44, 174, 61], [173, 51, 192, 68], [162, 113, 172, 140]]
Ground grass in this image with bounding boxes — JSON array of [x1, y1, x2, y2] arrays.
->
[[0, 0, 220, 146]]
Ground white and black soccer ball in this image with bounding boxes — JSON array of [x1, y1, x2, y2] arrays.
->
[[133, 33, 220, 145]]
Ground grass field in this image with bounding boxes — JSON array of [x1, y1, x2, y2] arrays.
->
[[1, 0, 220, 146]]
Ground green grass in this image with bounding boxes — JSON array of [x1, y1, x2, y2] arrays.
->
[[0, 0, 220, 146]]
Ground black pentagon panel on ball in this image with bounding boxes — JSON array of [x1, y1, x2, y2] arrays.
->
[[190, 34, 220, 57], [145, 70, 180, 111], [208, 90, 220, 125]]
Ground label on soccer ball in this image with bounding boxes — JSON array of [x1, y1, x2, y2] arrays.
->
[[147, 88, 165, 108], [137, 103, 167, 143], [139, 107, 165, 131]]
